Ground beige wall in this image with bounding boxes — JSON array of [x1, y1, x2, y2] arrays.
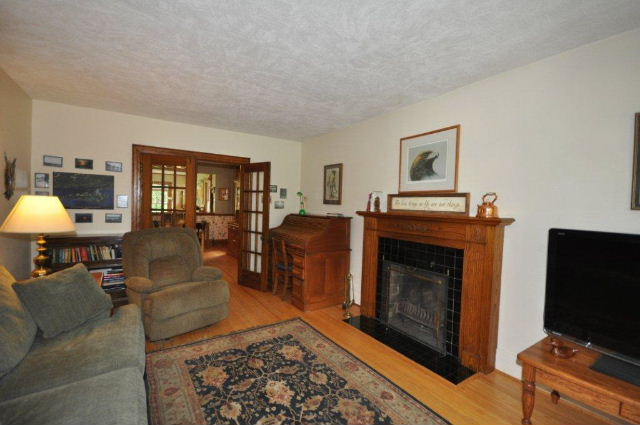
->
[[0, 68, 32, 279], [301, 29, 640, 377], [31, 101, 302, 234]]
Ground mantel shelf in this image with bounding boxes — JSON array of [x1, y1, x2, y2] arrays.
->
[[356, 211, 514, 226]]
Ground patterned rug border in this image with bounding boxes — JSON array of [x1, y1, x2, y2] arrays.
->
[[145, 317, 451, 425]]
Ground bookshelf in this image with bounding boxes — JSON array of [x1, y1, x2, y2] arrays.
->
[[46, 234, 127, 307]]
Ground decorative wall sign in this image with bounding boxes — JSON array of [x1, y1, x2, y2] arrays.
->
[[280, 188, 287, 199], [43, 155, 63, 167], [270, 185, 278, 193], [105, 161, 123, 172], [399, 125, 460, 194], [75, 213, 93, 223], [75, 158, 93, 169], [105, 213, 122, 223], [274, 200, 284, 209], [53, 172, 114, 209], [388, 193, 469, 214], [34, 173, 49, 188], [323, 163, 343, 205], [632, 113, 640, 209]]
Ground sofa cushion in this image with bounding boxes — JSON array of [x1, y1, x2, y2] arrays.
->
[[0, 367, 147, 425], [0, 266, 37, 378], [149, 255, 191, 287], [0, 304, 145, 402], [12, 264, 112, 338]]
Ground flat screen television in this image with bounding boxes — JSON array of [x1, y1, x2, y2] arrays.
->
[[544, 228, 640, 368]]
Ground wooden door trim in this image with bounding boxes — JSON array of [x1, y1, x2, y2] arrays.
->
[[132, 144, 250, 231]]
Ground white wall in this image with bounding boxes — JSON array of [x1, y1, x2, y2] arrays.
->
[[0, 68, 32, 279], [301, 29, 640, 377], [31, 101, 302, 234]]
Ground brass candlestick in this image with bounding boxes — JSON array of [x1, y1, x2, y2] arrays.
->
[[343, 273, 354, 319]]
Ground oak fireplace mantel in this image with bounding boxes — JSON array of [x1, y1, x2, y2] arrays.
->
[[356, 211, 514, 373]]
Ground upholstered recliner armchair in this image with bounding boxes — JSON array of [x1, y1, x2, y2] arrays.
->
[[123, 227, 229, 341]]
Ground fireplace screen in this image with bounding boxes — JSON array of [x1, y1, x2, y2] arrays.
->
[[380, 260, 449, 355]]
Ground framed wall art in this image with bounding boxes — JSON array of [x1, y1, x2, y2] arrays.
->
[[75, 213, 93, 223], [116, 194, 129, 208], [399, 125, 460, 194], [323, 163, 343, 205], [75, 158, 93, 169], [34, 173, 49, 188], [105, 213, 122, 223], [53, 172, 114, 209], [632, 113, 640, 209], [43, 155, 63, 167], [105, 161, 123, 172]]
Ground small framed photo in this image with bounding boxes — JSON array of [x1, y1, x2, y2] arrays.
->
[[105, 161, 123, 172], [75, 213, 93, 223], [399, 125, 460, 194], [116, 194, 129, 208], [323, 163, 343, 205], [270, 185, 278, 193], [34, 173, 49, 188], [75, 158, 93, 169], [274, 200, 285, 209], [35, 191, 49, 196], [218, 188, 229, 201], [43, 155, 63, 167], [280, 188, 287, 199], [105, 213, 122, 223]]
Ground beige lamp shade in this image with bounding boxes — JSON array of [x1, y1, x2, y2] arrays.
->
[[0, 195, 75, 234]]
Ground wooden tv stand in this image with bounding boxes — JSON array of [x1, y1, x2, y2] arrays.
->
[[517, 338, 640, 424]]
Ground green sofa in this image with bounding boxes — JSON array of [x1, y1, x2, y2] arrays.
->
[[0, 266, 147, 425]]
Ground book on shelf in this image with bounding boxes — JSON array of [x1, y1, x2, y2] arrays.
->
[[50, 243, 122, 265], [91, 267, 126, 289]]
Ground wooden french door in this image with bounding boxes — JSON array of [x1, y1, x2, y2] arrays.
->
[[140, 154, 196, 229], [237, 162, 270, 290]]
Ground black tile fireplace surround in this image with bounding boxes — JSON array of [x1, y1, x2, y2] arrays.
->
[[346, 237, 475, 384]]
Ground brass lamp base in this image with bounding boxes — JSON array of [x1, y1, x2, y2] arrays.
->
[[32, 233, 51, 278]]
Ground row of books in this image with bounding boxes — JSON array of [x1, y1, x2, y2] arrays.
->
[[51, 244, 122, 265], [92, 267, 126, 291]]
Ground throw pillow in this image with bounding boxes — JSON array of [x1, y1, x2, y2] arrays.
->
[[13, 263, 112, 338], [0, 266, 37, 377]]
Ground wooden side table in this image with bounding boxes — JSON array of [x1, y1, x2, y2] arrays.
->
[[517, 338, 640, 424]]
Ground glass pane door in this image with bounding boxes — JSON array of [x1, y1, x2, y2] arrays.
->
[[151, 164, 187, 227], [238, 162, 270, 290]]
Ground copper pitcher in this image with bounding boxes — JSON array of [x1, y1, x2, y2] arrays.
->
[[476, 192, 499, 218]]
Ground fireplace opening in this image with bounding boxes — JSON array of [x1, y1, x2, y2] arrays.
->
[[346, 237, 475, 384], [380, 260, 448, 355]]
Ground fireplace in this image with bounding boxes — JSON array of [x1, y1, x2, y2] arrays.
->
[[380, 260, 449, 354], [354, 210, 514, 378]]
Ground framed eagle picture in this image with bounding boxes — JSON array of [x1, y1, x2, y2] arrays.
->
[[399, 125, 460, 194]]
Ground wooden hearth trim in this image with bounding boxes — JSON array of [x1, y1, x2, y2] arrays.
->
[[356, 211, 514, 373]]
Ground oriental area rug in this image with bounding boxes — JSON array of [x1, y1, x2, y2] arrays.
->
[[146, 318, 450, 425]]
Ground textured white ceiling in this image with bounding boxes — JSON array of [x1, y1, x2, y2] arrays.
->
[[1, 1, 640, 140]]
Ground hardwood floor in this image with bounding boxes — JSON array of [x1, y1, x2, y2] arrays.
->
[[146, 246, 617, 425]]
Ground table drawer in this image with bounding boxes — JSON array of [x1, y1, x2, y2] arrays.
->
[[537, 370, 621, 416]]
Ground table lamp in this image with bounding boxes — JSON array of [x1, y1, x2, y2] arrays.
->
[[0, 195, 76, 277]]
